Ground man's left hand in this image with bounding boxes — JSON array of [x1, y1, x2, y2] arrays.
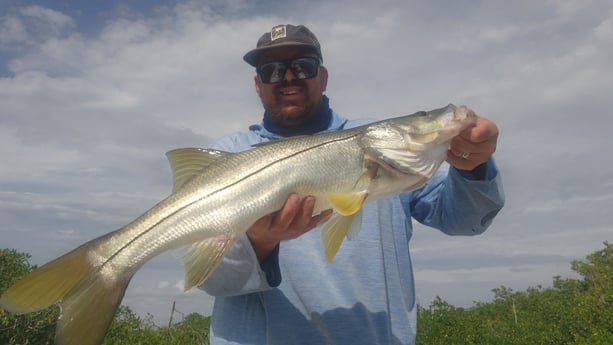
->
[[447, 108, 499, 171]]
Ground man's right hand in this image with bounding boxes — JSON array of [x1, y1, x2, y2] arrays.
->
[[246, 193, 333, 262]]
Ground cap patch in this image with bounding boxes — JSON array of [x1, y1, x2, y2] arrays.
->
[[270, 25, 287, 41]]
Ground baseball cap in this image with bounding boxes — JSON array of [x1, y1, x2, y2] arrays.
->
[[243, 24, 323, 67]]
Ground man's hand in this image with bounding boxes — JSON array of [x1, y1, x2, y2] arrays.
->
[[247, 193, 333, 261], [447, 108, 499, 171]]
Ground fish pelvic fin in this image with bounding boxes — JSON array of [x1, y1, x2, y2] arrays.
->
[[182, 234, 238, 290], [0, 242, 132, 345], [321, 211, 362, 263]]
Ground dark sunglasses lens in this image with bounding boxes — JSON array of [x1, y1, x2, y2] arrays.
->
[[258, 62, 286, 84], [258, 58, 319, 84], [290, 58, 319, 80]]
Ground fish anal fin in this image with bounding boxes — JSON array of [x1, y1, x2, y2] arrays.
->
[[321, 213, 360, 263], [327, 192, 367, 216], [166, 148, 232, 192], [182, 235, 238, 290]]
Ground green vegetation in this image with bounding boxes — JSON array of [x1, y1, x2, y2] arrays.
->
[[1, 242, 611, 344], [0, 249, 210, 345], [416, 241, 613, 345], [101, 306, 210, 345], [0, 249, 58, 345]]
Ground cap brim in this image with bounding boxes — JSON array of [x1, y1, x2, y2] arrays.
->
[[243, 42, 320, 66]]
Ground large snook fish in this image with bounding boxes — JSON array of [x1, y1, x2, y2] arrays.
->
[[1, 104, 475, 345]]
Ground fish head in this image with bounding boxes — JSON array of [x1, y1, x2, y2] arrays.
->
[[360, 104, 476, 181]]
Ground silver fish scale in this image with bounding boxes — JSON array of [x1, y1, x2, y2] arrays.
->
[[0, 104, 476, 345], [98, 127, 368, 274], [95, 106, 471, 274]]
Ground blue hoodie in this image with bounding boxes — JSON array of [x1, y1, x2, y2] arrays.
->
[[199, 100, 505, 345]]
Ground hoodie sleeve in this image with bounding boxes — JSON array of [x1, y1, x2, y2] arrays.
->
[[198, 133, 281, 297], [405, 157, 505, 235]]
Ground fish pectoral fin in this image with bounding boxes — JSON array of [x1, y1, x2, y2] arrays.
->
[[327, 192, 367, 216], [182, 234, 238, 290], [321, 212, 362, 263], [166, 148, 232, 192], [0, 239, 131, 345]]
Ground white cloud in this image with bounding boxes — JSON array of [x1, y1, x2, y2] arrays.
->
[[0, 5, 75, 53], [20, 5, 74, 30], [0, 14, 27, 47], [1, 0, 612, 323]]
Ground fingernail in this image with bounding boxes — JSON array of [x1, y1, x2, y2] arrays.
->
[[316, 210, 333, 226], [304, 196, 315, 206]]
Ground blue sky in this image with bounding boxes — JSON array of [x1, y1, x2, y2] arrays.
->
[[1, 0, 612, 325]]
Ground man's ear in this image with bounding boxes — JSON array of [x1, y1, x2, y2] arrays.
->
[[254, 75, 261, 96], [320, 66, 328, 92]]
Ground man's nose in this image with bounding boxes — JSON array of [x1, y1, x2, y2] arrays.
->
[[283, 66, 298, 81]]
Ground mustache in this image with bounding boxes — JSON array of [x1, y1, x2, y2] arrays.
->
[[275, 79, 307, 90]]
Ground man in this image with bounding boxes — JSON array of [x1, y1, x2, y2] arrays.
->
[[200, 24, 504, 345]]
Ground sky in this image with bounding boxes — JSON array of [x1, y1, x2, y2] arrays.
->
[[1, 0, 612, 326]]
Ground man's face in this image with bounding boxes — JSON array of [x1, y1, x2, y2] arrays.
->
[[254, 47, 328, 129]]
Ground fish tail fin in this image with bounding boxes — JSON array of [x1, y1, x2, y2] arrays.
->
[[0, 241, 131, 345], [55, 270, 131, 345], [0, 245, 94, 314]]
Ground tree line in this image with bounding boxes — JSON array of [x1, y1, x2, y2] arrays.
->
[[416, 241, 613, 344], [1, 242, 611, 344]]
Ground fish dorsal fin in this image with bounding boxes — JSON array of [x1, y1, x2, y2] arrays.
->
[[166, 148, 231, 192], [321, 210, 363, 263], [182, 234, 238, 290]]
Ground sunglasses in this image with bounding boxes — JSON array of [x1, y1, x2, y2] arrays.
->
[[256, 57, 320, 84]]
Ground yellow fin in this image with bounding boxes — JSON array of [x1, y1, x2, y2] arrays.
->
[[182, 235, 237, 290], [0, 240, 131, 345], [166, 148, 231, 192], [0, 245, 92, 314], [327, 192, 367, 216], [325, 167, 373, 217], [55, 272, 130, 345], [345, 210, 363, 241], [321, 213, 359, 263]]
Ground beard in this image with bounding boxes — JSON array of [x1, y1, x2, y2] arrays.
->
[[261, 80, 321, 129]]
